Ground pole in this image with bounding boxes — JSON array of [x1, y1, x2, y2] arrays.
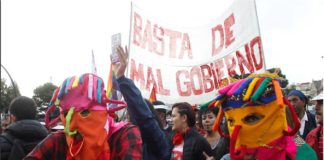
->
[[1, 64, 18, 98]]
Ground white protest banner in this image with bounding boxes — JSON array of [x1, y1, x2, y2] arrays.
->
[[127, 0, 265, 104]]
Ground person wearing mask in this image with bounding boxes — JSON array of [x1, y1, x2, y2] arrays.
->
[[306, 92, 323, 160], [171, 102, 213, 160], [287, 90, 317, 139], [209, 73, 304, 160], [25, 73, 142, 160], [0, 96, 48, 160]]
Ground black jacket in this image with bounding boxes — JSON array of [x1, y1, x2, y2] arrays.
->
[[0, 120, 48, 160], [301, 111, 317, 139], [172, 128, 212, 160]]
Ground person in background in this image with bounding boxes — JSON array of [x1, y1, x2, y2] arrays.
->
[[1, 114, 11, 133], [200, 107, 229, 160], [171, 102, 213, 160], [115, 46, 171, 160], [306, 92, 323, 160], [145, 99, 165, 130], [286, 101, 317, 160], [25, 73, 142, 160], [192, 104, 205, 135], [167, 110, 173, 127], [287, 90, 317, 139], [0, 96, 48, 160], [153, 100, 173, 140]]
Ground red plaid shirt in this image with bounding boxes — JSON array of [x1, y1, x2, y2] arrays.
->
[[306, 125, 323, 160], [24, 123, 142, 160]]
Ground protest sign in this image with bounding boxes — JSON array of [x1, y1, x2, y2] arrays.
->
[[128, 0, 265, 104]]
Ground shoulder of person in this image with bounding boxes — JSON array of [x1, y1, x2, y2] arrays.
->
[[113, 123, 140, 137], [121, 123, 138, 130], [1, 131, 15, 144], [0, 132, 15, 152], [188, 129, 210, 147], [306, 126, 321, 139], [1, 131, 27, 160]]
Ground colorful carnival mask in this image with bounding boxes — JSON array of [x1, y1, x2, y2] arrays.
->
[[201, 72, 301, 160], [45, 73, 127, 160]]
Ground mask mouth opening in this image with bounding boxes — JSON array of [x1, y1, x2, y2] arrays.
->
[[69, 133, 84, 157]]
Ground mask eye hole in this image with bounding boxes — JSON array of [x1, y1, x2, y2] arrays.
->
[[227, 117, 235, 126], [80, 109, 90, 118], [242, 113, 264, 125]]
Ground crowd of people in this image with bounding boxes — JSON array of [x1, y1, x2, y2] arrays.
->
[[0, 45, 323, 160]]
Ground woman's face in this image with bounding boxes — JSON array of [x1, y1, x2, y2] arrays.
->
[[171, 107, 185, 132], [202, 111, 216, 132]]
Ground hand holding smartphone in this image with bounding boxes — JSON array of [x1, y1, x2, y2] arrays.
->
[[111, 33, 121, 64]]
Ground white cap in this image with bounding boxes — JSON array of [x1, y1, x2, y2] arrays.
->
[[312, 92, 323, 101], [153, 105, 169, 111]]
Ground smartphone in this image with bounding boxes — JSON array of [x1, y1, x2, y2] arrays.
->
[[111, 33, 121, 64]]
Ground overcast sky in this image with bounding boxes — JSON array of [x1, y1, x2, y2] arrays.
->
[[1, 0, 324, 98]]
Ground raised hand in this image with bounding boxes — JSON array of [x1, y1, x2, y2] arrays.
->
[[113, 45, 128, 79]]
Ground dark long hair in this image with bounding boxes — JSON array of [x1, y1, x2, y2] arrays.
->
[[172, 102, 195, 127]]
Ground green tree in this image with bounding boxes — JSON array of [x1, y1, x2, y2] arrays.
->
[[1, 78, 21, 113], [33, 83, 58, 121], [33, 83, 58, 109]]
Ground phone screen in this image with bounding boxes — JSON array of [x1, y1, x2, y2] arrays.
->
[[111, 33, 121, 64]]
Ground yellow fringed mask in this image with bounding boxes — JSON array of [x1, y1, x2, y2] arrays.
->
[[201, 72, 301, 160]]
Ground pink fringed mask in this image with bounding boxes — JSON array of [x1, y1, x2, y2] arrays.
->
[[45, 73, 127, 128], [44, 73, 127, 160], [200, 72, 301, 160]]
